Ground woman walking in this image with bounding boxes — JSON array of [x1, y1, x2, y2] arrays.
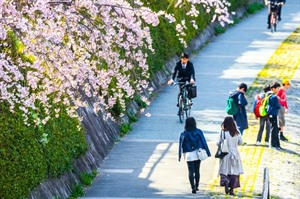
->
[[217, 116, 244, 196], [178, 117, 211, 194]]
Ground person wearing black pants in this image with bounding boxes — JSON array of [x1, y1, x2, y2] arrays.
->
[[179, 117, 211, 194], [269, 115, 281, 148], [267, 82, 282, 149], [187, 160, 201, 192]]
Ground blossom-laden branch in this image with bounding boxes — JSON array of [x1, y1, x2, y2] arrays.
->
[[0, 0, 232, 126]]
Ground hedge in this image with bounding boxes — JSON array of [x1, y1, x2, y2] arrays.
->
[[0, 0, 252, 198]]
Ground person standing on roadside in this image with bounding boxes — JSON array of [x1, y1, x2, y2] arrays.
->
[[217, 116, 244, 196], [168, 53, 195, 107], [268, 82, 282, 149], [254, 85, 271, 146], [229, 83, 248, 135], [178, 117, 211, 194], [277, 79, 291, 141]]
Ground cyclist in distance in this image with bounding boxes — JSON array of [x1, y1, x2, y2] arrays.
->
[[265, 0, 285, 29], [168, 52, 195, 106]]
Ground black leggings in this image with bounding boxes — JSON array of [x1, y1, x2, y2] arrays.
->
[[187, 160, 201, 190]]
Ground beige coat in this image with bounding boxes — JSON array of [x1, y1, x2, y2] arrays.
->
[[217, 131, 244, 176]]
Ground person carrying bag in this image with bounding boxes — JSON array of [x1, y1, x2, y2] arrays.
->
[[216, 116, 244, 196], [178, 117, 211, 194]]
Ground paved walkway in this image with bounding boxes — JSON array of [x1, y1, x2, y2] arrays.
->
[[81, 1, 300, 198]]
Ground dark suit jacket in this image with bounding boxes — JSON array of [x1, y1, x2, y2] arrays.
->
[[172, 61, 195, 82]]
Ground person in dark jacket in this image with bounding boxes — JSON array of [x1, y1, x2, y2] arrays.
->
[[267, 82, 282, 149], [230, 83, 248, 135], [178, 117, 211, 194], [168, 52, 195, 107]]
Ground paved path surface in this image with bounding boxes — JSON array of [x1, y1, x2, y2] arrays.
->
[[82, 1, 300, 198]]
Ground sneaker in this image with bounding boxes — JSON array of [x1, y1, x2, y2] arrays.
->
[[256, 141, 261, 146], [265, 142, 269, 147]]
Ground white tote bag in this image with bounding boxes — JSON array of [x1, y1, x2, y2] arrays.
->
[[197, 148, 208, 161]]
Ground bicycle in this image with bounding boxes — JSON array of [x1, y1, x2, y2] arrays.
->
[[267, 1, 283, 33], [174, 82, 194, 123], [270, 10, 278, 33]]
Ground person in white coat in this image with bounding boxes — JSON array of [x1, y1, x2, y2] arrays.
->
[[217, 116, 244, 196]]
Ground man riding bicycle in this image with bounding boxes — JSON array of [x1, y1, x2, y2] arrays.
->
[[168, 52, 195, 107], [265, 0, 285, 29]]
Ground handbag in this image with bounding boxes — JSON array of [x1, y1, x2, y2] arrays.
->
[[188, 85, 197, 99], [197, 148, 208, 161], [215, 130, 229, 159]]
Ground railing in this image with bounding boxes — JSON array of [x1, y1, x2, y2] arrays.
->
[[262, 167, 270, 199]]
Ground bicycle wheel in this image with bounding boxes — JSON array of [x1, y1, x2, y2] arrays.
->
[[178, 96, 185, 123], [186, 99, 192, 117], [271, 24, 274, 33]]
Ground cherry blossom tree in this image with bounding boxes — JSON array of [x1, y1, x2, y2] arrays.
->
[[0, 0, 232, 126]]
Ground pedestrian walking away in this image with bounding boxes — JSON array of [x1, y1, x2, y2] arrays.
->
[[277, 79, 291, 141], [178, 117, 211, 194], [227, 82, 248, 135], [217, 116, 244, 196], [254, 85, 271, 146], [168, 52, 196, 107], [267, 82, 282, 149]]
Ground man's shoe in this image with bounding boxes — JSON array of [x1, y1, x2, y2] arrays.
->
[[267, 25, 271, 29], [192, 189, 196, 194]]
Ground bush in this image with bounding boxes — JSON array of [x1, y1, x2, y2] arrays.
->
[[0, 1, 254, 198]]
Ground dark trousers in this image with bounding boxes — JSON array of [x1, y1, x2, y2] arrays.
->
[[269, 115, 280, 147], [187, 160, 201, 190], [257, 116, 270, 142]]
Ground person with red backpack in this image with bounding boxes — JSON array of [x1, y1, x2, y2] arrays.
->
[[253, 85, 271, 146]]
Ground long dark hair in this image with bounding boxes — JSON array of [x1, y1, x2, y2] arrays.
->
[[221, 116, 239, 136], [185, 117, 197, 131]]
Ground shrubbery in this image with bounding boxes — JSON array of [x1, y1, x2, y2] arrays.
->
[[0, 0, 252, 198]]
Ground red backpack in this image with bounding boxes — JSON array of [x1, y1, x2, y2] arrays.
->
[[253, 94, 263, 117]]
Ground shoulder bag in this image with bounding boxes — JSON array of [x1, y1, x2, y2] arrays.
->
[[215, 130, 229, 159], [197, 148, 208, 161]]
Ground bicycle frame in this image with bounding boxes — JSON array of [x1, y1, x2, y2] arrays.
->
[[175, 82, 193, 123], [270, 10, 278, 33]]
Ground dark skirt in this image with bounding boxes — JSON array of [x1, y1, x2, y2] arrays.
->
[[220, 174, 240, 189]]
